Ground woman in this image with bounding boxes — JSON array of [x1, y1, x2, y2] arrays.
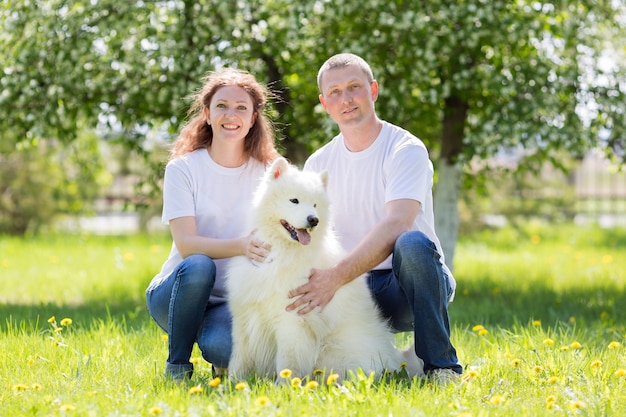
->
[[146, 68, 280, 381]]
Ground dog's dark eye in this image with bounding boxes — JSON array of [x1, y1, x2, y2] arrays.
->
[[290, 198, 299, 204], [314, 204, 316, 208]]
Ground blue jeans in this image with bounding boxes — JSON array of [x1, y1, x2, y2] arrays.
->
[[146, 254, 232, 376], [366, 231, 462, 375]]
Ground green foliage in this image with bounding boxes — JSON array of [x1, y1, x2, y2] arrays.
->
[[1, 226, 625, 416], [0, 132, 110, 235], [1, 0, 623, 165]]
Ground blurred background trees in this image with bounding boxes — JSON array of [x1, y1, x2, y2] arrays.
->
[[1, 0, 624, 264]]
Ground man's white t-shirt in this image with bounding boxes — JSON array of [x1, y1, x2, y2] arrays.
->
[[148, 148, 266, 303], [304, 121, 455, 295]]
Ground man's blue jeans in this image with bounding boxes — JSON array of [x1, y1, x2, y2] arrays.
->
[[146, 254, 232, 377], [366, 231, 462, 374]]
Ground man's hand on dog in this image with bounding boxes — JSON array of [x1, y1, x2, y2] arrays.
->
[[286, 268, 342, 315]]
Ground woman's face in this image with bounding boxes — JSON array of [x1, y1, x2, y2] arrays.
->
[[205, 85, 257, 144]]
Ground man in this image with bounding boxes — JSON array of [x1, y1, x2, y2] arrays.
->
[[286, 53, 463, 383]]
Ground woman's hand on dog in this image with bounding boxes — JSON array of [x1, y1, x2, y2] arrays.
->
[[244, 230, 272, 265]]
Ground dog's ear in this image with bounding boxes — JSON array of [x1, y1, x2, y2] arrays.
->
[[269, 157, 289, 180], [320, 170, 329, 189]]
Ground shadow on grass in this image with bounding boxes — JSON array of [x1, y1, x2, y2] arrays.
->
[[3, 278, 625, 337], [1, 295, 153, 334], [451, 279, 626, 332]]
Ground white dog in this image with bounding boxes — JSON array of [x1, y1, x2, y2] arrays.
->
[[226, 157, 424, 380]]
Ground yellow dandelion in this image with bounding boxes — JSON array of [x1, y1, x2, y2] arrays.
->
[[542, 338, 554, 346], [614, 369, 626, 378], [608, 341, 621, 349], [235, 382, 248, 391], [60, 318, 72, 326], [531, 234, 541, 244], [590, 360, 603, 368], [478, 328, 488, 336], [546, 376, 559, 384], [189, 357, 201, 364], [161, 334, 168, 341], [189, 384, 204, 394], [569, 316, 576, 324], [462, 369, 479, 381], [123, 252, 135, 261], [492, 287, 501, 295], [510, 358, 522, 367], [489, 394, 506, 405], [47, 316, 56, 323], [27, 356, 36, 366], [457, 413, 472, 417], [55, 328, 63, 333], [532, 320, 541, 327], [279, 368, 292, 379], [570, 341, 582, 349], [560, 345, 570, 351], [505, 352, 513, 359], [255, 396, 271, 406], [546, 395, 557, 404], [150, 245, 160, 253], [313, 369, 324, 376], [326, 373, 339, 385], [13, 384, 28, 391], [85, 391, 97, 397], [290, 377, 302, 388], [208, 377, 221, 387], [601, 254, 613, 264], [304, 380, 319, 389], [32, 383, 42, 390], [148, 406, 163, 415], [533, 365, 544, 374], [600, 311, 609, 320], [60, 404, 76, 411], [472, 325, 485, 332], [400, 361, 407, 369], [569, 400, 587, 410]]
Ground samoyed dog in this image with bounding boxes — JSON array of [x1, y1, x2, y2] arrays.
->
[[226, 157, 424, 380]]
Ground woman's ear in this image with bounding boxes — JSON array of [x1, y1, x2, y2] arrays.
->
[[251, 111, 258, 126], [203, 107, 211, 124]]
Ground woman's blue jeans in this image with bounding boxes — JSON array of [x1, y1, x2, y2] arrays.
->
[[146, 254, 232, 377], [366, 231, 462, 374]]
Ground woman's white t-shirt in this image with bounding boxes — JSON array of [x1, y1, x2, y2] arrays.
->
[[148, 148, 266, 303]]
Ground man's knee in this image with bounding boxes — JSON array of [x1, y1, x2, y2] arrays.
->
[[395, 231, 436, 263]]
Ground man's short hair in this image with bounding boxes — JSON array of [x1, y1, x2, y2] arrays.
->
[[317, 53, 375, 92]]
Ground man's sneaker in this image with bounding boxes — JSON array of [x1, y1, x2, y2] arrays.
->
[[429, 368, 461, 385]]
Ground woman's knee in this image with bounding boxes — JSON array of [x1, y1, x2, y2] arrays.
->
[[178, 254, 217, 287]]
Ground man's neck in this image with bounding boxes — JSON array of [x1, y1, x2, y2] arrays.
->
[[341, 118, 383, 152]]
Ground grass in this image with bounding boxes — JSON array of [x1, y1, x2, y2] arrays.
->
[[1, 223, 625, 416]]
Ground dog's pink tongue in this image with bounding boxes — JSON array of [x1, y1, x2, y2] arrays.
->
[[296, 229, 311, 245]]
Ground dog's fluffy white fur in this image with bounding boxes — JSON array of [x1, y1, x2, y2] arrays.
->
[[226, 158, 424, 380]]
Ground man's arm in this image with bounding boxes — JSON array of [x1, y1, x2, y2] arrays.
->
[[286, 199, 421, 314]]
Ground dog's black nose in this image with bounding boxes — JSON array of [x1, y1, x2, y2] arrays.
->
[[307, 215, 319, 227]]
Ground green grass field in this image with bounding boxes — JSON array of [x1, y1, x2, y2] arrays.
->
[[1, 224, 625, 416]]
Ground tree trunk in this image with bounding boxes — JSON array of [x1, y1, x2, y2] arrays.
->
[[434, 95, 468, 271], [434, 161, 461, 271]]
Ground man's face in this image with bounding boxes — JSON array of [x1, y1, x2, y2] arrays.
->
[[319, 67, 378, 128]]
